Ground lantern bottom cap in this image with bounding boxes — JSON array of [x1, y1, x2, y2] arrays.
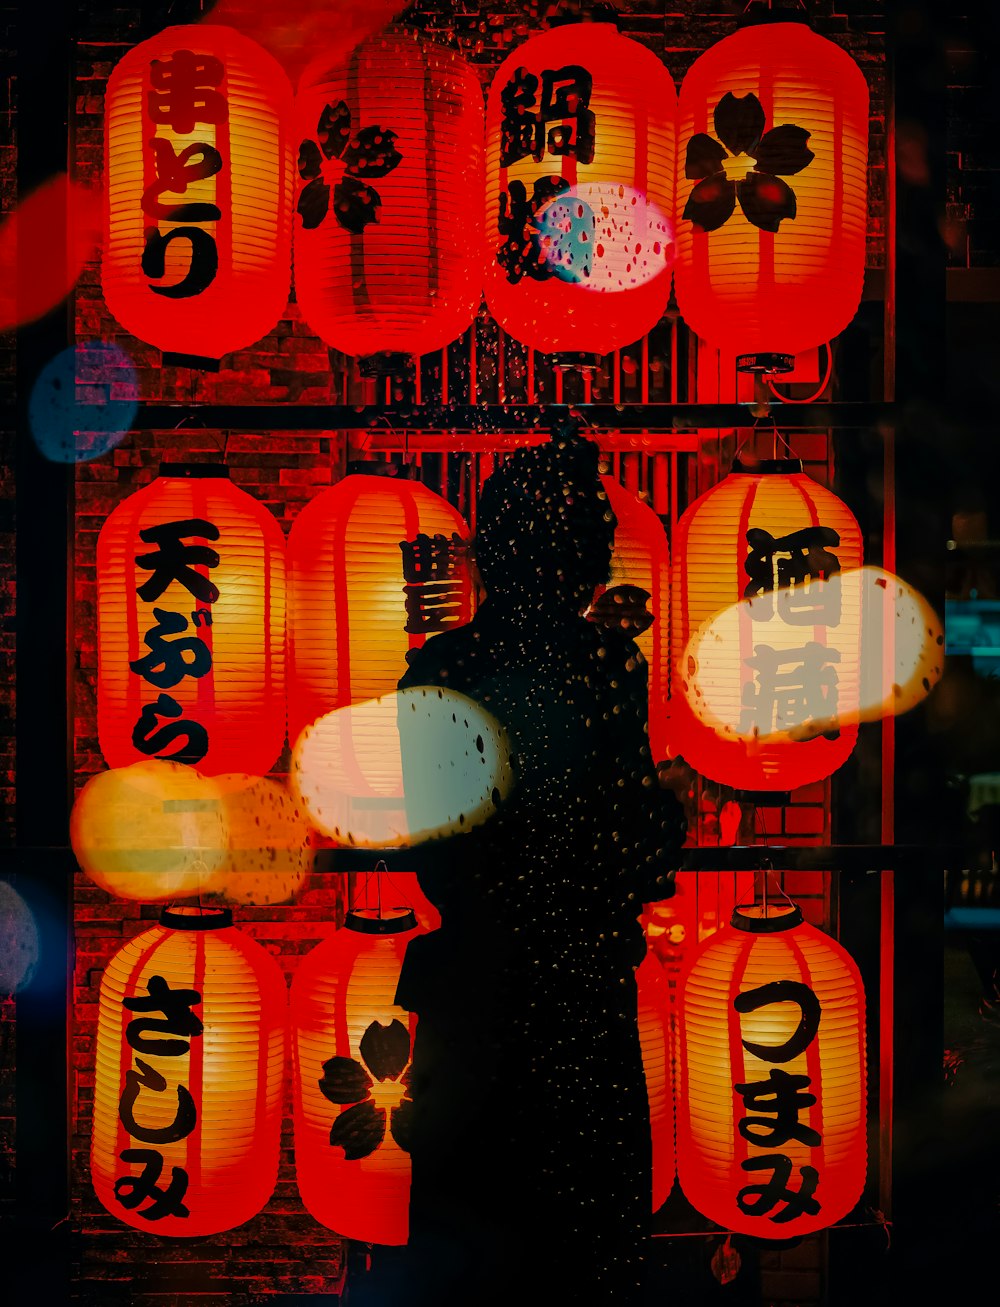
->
[[736, 352, 795, 375], [162, 351, 222, 372]]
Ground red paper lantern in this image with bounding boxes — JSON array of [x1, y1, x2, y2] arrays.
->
[[674, 22, 868, 368], [644, 871, 756, 981], [286, 472, 472, 743], [104, 25, 294, 366], [484, 20, 676, 359], [293, 28, 483, 363], [593, 475, 670, 761], [669, 459, 863, 791], [291, 906, 422, 1245], [91, 906, 288, 1236], [97, 463, 287, 776], [636, 946, 675, 1212], [676, 902, 867, 1238]]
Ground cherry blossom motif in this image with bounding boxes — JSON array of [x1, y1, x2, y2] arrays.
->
[[683, 92, 814, 235], [297, 100, 402, 236], [318, 1017, 413, 1160]]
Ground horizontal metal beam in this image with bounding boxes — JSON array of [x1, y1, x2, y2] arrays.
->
[[125, 400, 898, 435]]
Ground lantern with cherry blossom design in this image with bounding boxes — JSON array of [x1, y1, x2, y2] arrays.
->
[[674, 21, 868, 371]]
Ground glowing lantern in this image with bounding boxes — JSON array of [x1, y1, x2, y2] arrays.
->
[[292, 905, 422, 1245], [91, 906, 288, 1236], [291, 686, 513, 850], [669, 459, 863, 790], [286, 472, 472, 743], [644, 871, 755, 982], [97, 464, 287, 776], [71, 760, 228, 902], [636, 946, 675, 1212], [676, 902, 867, 1237], [675, 21, 869, 369], [484, 19, 676, 359], [293, 28, 483, 364], [591, 476, 670, 760], [104, 25, 294, 366]]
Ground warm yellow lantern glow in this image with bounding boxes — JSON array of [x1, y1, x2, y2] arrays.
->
[[103, 24, 294, 364], [91, 906, 288, 1236], [212, 773, 314, 905], [71, 760, 227, 901], [677, 902, 867, 1238], [292, 906, 421, 1245], [287, 472, 472, 744]]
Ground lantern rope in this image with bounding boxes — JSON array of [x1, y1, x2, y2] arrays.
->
[[766, 344, 835, 405]]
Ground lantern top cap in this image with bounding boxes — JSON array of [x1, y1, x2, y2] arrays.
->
[[346, 907, 418, 935], [158, 462, 230, 479], [731, 902, 804, 933], [160, 905, 234, 931], [731, 458, 804, 476], [737, 1, 812, 29]]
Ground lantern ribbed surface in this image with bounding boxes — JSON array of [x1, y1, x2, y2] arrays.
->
[[674, 23, 869, 359], [292, 908, 422, 1245], [669, 463, 863, 790], [97, 468, 287, 776], [676, 904, 867, 1238], [104, 25, 294, 362], [600, 476, 671, 761], [286, 474, 472, 743], [293, 28, 484, 359], [484, 22, 676, 356], [91, 907, 288, 1236], [636, 947, 675, 1212]]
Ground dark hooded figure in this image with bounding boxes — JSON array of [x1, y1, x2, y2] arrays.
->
[[384, 429, 686, 1306]]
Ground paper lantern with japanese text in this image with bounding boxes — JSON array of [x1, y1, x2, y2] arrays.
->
[[97, 464, 287, 776], [91, 906, 288, 1236], [669, 460, 862, 790], [286, 472, 472, 743], [676, 902, 867, 1237], [293, 28, 483, 363], [104, 25, 294, 366], [292, 906, 422, 1245], [636, 945, 675, 1212], [675, 22, 868, 367], [593, 475, 670, 761], [484, 20, 676, 359]]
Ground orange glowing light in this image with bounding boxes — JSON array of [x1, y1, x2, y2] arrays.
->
[[91, 906, 288, 1236], [212, 773, 314, 905], [0, 174, 100, 330], [676, 902, 867, 1238]]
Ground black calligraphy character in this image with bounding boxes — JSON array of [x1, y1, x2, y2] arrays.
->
[[119, 1057, 198, 1146], [734, 979, 822, 1063], [141, 226, 219, 298], [499, 64, 595, 166], [135, 519, 221, 604], [500, 67, 542, 166], [141, 139, 223, 223], [539, 66, 595, 164], [735, 1068, 821, 1148], [114, 1148, 190, 1221], [147, 50, 227, 135], [739, 642, 840, 736], [132, 693, 209, 766], [736, 1154, 821, 1224], [499, 176, 591, 284], [124, 974, 204, 1057], [399, 532, 467, 634], [743, 526, 843, 624], [129, 608, 212, 689]]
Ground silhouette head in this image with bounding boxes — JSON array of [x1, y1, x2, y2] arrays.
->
[[474, 427, 616, 614]]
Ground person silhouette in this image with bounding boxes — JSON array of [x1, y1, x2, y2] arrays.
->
[[383, 426, 686, 1306]]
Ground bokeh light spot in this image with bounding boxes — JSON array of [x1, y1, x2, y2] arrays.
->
[[0, 881, 41, 994], [0, 174, 100, 331], [29, 342, 138, 464]]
